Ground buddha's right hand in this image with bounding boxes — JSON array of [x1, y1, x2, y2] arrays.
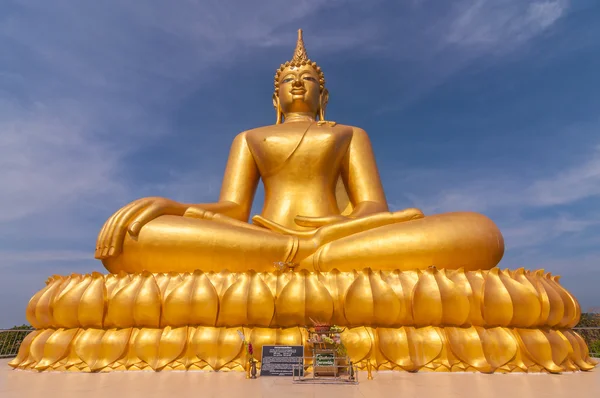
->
[[95, 197, 187, 259]]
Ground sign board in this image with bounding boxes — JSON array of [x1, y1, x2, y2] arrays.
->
[[315, 352, 335, 367], [260, 345, 304, 376]]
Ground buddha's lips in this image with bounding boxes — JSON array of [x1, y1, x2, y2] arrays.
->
[[291, 89, 305, 95]]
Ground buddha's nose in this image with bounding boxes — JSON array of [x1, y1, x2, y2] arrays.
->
[[292, 78, 303, 88]]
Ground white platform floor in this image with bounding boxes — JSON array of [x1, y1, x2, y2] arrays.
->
[[2, 359, 598, 398]]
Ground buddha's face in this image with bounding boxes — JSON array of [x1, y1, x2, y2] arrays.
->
[[277, 64, 321, 115]]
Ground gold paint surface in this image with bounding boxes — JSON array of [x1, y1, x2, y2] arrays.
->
[[25, 269, 582, 330], [9, 326, 596, 373]]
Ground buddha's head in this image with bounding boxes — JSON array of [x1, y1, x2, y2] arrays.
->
[[273, 29, 328, 123]]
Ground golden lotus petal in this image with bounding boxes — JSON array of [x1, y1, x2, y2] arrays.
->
[[498, 269, 541, 327], [74, 328, 105, 369], [8, 330, 39, 368], [218, 273, 250, 326], [398, 271, 420, 325], [345, 269, 400, 326], [133, 272, 161, 328], [341, 327, 372, 363], [247, 272, 275, 325], [560, 330, 589, 370], [163, 271, 219, 327], [276, 270, 333, 326], [176, 326, 202, 369], [277, 327, 303, 346], [35, 328, 79, 370], [33, 277, 65, 328], [158, 273, 192, 327], [28, 329, 55, 364], [525, 270, 551, 325], [434, 328, 461, 370], [436, 269, 470, 326], [189, 271, 219, 326], [249, 328, 277, 361], [134, 326, 187, 371], [378, 327, 442, 370], [53, 274, 92, 328], [482, 268, 513, 326], [406, 326, 443, 368], [105, 273, 142, 327], [75, 328, 132, 371], [465, 270, 485, 326], [412, 269, 442, 326], [446, 327, 492, 372], [476, 326, 517, 369], [105, 272, 130, 299], [120, 328, 142, 368], [543, 329, 570, 369], [210, 270, 238, 298], [515, 328, 563, 373], [382, 270, 410, 325], [160, 273, 182, 298], [162, 273, 193, 327], [574, 330, 595, 362], [78, 272, 106, 328], [191, 327, 243, 371], [538, 275, 564, 327], [27, 277, 62, 328], [318, 269, 355, 325], [546, 275, 580, 328], [219, 272, 274, 326], [53, 275, 82, 303], [304, 271, 334, 326], [377, 327, 412, 369]]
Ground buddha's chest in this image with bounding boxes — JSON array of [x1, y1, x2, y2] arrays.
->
[[246, 123, 352, 176]]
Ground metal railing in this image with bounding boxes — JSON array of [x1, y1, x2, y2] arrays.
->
[[292, 356, 359, 384], [0, 329, 33, 358]]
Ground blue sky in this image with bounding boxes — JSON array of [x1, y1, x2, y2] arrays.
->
[[1, 0, 599, 327]]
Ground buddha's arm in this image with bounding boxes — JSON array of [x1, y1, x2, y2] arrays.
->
[[95, 132, 260, 259], [341, 127, 389, 217], [185, 132, 260, 222]]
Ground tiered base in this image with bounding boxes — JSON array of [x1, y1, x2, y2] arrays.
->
[[9, 267, 597, 373], [9, 326, 596, 373]]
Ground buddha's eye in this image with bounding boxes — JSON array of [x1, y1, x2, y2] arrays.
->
[[282, 78, 294, 83], [303, 76, 317, 83]]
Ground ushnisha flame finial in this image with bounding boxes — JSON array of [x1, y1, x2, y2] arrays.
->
[[274, 29, 325, 95], [291, 29, 309, 63]]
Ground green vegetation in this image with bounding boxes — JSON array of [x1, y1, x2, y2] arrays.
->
[[575, 313, 600, 357], [0, 324, 34, 357]]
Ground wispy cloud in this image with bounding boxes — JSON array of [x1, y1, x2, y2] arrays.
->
[[397, 140, 600, 214], [527, 145, 600, 206], [389, 129, 600, 255], [446, 0, 568, 50], [0, 250, 93, 267]]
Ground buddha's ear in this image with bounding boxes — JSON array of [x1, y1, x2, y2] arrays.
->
[[272, 93, 282, 124], [319, 88, 329, 121]]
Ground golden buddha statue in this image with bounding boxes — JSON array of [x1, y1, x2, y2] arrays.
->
[[10, 30, 596, 375], [94, 29, 503, 275]]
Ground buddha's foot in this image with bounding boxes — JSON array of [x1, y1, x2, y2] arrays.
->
[[8, 325, 596, 373]]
